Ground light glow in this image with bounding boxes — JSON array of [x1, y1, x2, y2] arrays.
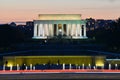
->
[[7, 64, 13, 67], [96, 63, 104, 67]]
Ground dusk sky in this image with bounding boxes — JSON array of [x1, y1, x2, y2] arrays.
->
[[0, 0, 120, 24]]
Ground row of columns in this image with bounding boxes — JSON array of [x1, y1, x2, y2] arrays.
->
[[33, 23, 87, 39], [67, 24, 86, 38]]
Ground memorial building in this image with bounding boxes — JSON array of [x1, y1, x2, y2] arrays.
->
[[33, 14, 87, 39]]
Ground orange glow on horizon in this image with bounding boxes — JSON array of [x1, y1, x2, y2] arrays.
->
[[0, 13, 118, 24], [0, 0, 120, 23]]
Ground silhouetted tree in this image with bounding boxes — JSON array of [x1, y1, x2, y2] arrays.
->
[[0, 24, 25, 47], [87, 17, 120, 52]]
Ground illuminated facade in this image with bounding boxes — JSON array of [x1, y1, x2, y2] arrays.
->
[[32, 14, 88, 39], [3, 56, 105, 66]]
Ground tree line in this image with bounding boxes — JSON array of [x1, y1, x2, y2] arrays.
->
[[87, 18, 120, 52]]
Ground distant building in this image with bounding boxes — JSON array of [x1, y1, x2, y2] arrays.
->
[[33, 14, 88, 39]]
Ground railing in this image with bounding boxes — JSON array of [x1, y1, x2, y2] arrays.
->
[[0, 63, 120, 71]]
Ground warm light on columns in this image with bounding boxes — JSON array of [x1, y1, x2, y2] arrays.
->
[[71, 24, 76, 36], [84, 24, 86, 37], [44, 24, 48, 36], [67, 24, 70, 36], [71, 24, 73, 36], [39, 24, 43, 36], [73, 24, 76, 36], [69, 24, 72, 36], [77, 24, 80, 36], [47, 24, 49, 36], [49, 24, 53, 36], [56, 24, 58, 36], [75, 24, 77, 37], [42, 24, 45, 37], [38, 24, 40, 37], [34, 24, 37, 37], [79, 24, 82, 37], [62, 24, 64, 35], [48, 24, 51, 36]]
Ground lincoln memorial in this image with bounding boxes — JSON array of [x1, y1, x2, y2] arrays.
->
[[32, 14, 88, 39]]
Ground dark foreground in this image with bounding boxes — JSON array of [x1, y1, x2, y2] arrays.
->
[[0, 73, 120, 80]]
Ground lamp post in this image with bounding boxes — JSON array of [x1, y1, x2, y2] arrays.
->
[[63, 63, 65, 70], [17, 64, 19, 71], [109, 64, 111, 70], [3, 64, 5, 71], [69, 64, 71, 70], [89, 64, 91, 69], [10, 65, 12, 71], [82, 64, 84, 70], [115, 64, 118, 70], [30, 64, 33, 70]]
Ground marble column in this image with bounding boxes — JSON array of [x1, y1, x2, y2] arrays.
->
[[49, 24, 53, 36], [69, 24, 72, 36], [73, 24, 76, 36], [80, 24, 82, 37], [44, 24, 48, 36], [51, 24, 54, 36], [72, 24, 75, 36], [38, 24, 41, 37], [46, 24, 49, 36], [77, 24, 80, 37], [83, 24, 86, 37], [42, 24, 45, 37], [48, 24, 51, 36], [34, 24, 37, 37], [56, 24, 58, 36], [71, 24, 74, 36], [67, 24, 69, 36], [62, 24, 64, 35], [40, 24, 43, 36], [75, 24, 77, 37]]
